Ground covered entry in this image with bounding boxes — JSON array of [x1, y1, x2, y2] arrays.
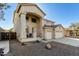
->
[[26, 13, 42, 39]]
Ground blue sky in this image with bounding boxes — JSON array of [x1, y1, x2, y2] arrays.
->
[[0, 3, 79, 29]]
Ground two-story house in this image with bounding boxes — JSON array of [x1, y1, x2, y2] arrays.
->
[[13, 3, 64, 43]]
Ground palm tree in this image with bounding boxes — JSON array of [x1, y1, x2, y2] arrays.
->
[[0, 3, 10, 20]]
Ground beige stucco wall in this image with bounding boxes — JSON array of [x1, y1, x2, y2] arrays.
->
[[44, 28, 53, 32], [55, 26, 64, 32], [19, 5, 44, 18], [13, 12, 19, 25], [65, 30, 71, 37], [14, 3, 45, 40], [14, 12, 27, 42], [14, 12, 21, 40], [26, 15, 39, 28], [14, 5, 44, 42], [42, 19, 54, 27], [20, 13, 27, 40], [45, 21, 54, 26]]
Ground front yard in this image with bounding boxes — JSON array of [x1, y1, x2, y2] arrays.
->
[[5, 39, 79, 56]]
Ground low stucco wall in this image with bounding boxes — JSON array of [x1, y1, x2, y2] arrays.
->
[[0, 40, 9, 54]]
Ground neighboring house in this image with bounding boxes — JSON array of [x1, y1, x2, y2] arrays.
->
[[65, 28, 79, 37], [13, 3, 64, 42]]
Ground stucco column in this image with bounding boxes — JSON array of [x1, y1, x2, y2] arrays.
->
[[28, 16, 32, 33], [20, 13, 27, 40], [40, 17, 43, 39]]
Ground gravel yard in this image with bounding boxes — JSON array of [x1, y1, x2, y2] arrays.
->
[[5, 39, 79, 56]]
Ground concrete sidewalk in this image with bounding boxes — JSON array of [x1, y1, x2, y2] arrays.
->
[[41, 37, 79, 47]]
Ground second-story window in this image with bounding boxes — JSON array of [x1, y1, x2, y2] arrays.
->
[[32, 18, 37, 23]]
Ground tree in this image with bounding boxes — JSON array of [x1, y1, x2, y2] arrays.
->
[[0, 3, 10, 20], [69, 22, 79, 36], [8, 28, 13, 32], [70, 23, 79, 29]]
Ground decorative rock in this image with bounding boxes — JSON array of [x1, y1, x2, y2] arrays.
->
[[45, 43, 52, 50]]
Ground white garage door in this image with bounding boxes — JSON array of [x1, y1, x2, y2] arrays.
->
[[45, 32, 52, 40], [55, 32, 64, 39]]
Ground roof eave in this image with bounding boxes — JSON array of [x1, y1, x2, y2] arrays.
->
[[16, 3, 46, 16]]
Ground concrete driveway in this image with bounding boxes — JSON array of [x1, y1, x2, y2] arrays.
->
[[50, 37, 79, 47], [41, 37, 79, 47]]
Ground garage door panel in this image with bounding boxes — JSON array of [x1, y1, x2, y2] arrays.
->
[[55, 32, 64, 39], [45, 32, 52, 40]]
